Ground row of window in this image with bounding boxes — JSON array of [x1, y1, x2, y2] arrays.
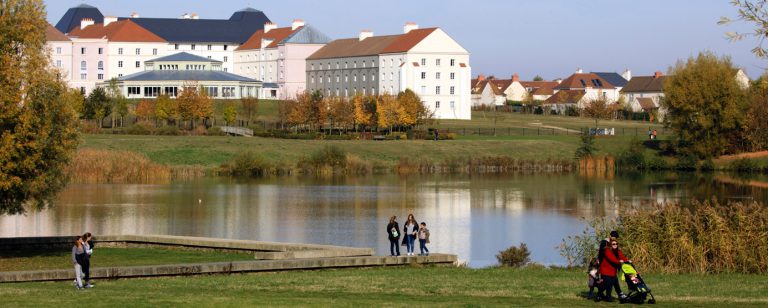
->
[[80, 73, 105, 80], [421, 72, 456, 80], [117, 48, 159, 56], [174, 44, 229, 51], [126, 86, 249, 98], [419, 86, 456, 95], [309, 58, 458, 71], [311, 73, 377, 84], [434, 101, 455, 109], [239, 52, 283, 62]]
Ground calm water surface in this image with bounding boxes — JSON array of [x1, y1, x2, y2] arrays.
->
[[2, 173, 766, 267]]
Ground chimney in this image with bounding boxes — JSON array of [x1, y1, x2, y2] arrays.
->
[[181, 13, 191, 19], [404, 22, 419, 34], [654, 71, 663, 78], [292, 19, 305, 30], [575, 68, 583, 74], [478, 74, 485, 82], [359, 29, 373, 41], [130, 12, 140, 18], [264, 22, 277, 33], [512, 73, 519, 82], [622, 69, 632, 81], [80, 18, 94, 29], [191, 13, 199, 20], [104, 16, 117, 27]]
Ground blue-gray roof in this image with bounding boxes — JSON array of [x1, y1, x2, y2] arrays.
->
[[118, 70, 259, 82], [262, 83, 279, 88], [148, 52, 221, 63], [55, 4, 104, 33], [593, 72, 628, 87], [120, 8, 270, 44], [282, 25, 333, 44]]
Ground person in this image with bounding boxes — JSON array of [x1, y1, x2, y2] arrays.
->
[[403, 214, 419, 256], [71, 236, 86, 290], [596, 238, 629, 302], [434, 129, 439, 141], [81, 232, 94, 288], [597, 230, 619, 265], [418, 222, 430, 256], [652, 129, 658, 140], [587, 257, 601, 299], [647, 128, 652, 140], [386, 216, 401, 256]]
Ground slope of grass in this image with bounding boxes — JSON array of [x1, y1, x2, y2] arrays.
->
[[1, 266, 766, 307]]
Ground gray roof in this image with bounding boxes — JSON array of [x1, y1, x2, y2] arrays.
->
[[282, 25, 333, 44], [148, 52, 221, 63], [55, 4, 104, 33], [121, 8, 270, 44], [593, 72, 628, 87], [118, 70, 259, 82]]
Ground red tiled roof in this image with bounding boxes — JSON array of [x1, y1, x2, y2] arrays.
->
[[236, 26, 303, 51], [532, 87, 555, 96], [520, 81, 558, 89], [554, 73, 615, 90], [543, 90, 586, 105], [637, 97, 657, 110], [46, 24, 70, 41], [68, 20, 165, 42], [621, 75, 667, 93], [308, 28, 438, 60]]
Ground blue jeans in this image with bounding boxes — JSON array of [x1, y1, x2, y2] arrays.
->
[[406, 235, 416, 253], [419, 239, 429, 255]]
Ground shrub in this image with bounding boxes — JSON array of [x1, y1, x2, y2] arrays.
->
[[675, 154, 698, 171], [308, 145, 347, 168], [496, 243, 531, 268], [730, 158, 759, 173], [207, 126, 225, 136], [645, 155, 669, 170], [124, 123, 153, 135], [617, 140, 645, 170], [156, 125, 181, 136], [220, 151, 272, 177], [574, 133, 596, 159], [700, 158, 716, 171]]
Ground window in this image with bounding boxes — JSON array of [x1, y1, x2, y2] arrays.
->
[[371, 87, 376, 95], [390, 72, 393, 81], [118, 61, 123, 68], [164, 87, 178, 97], [207, 44, 212, 51], [436, 86, 441, 95], [95, 47, 101, 55], [362, 88, 366, 95], [436, 72, 441, 79], [421, 72, 426, 79], [118, 74, 122, 77], [80, 87, 85, 94], [390, 59, 394, 67], [372, 74, 375, 81], [353, 75, 357, 82], [222, 87, 236, 98], [97, 61, 103, 70], [421, 58, 426, 66], [127, 87, 140, 95], [371, 60, 375, 67], [224, 45, 228, 51], [174, 44, 179, 50], [205, 86, 219, 97], [311, 77, 315, 83], [56, 60, 62, 67], [336, 76, 340, 82], [436, 59, 441, 66], [97, 73, 104, 80], [191, 44, 196, 50], [224, 56, 228, 62], [143, 86, 161, 97], [153, 48, 158, 55], [80, 73, 86, 80], [450, 59, 455, 66], [450, 86, 455, 95], [81, 47, 86, 55], [135, 61, 140, 68], [421, 86, 426, 94], [56, 47, 62, 54], [579, 80, 587, 87], [450, 101, 455, 109], [345, 75, 348, 82], [224, 68, 228, 72], [208, 56, 212, 59], [362, 75, 366, 81], [80, 61, 86, 70], [450, 73, 455, 80], [435, 101, 440, 108]]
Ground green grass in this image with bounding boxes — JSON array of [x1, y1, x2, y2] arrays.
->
[[436, 111, 664, 131], [0, 247, 253, 272], [1, 266, 766, 306]]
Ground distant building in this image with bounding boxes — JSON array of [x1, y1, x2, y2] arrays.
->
[[470, 75, 506, 106], [552, 69, 621, 108], [234, 19, 332, 99], [306, 23, 472, 120], [105, 52, 261, 99], [621, 71, 667, 114]]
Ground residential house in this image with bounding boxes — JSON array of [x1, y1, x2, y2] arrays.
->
[[470, 76, 506, 106], [552, 70, 620, 108], [520, 80, 559, 101], [543, 90, 586, 113], [621, 71, 667, 114], [235, 19, 332, 99], [307, 23, 472, 120]]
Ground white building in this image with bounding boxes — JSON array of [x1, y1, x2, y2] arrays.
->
[[46, 24, 73, 83], [307, 23, 471, 120]]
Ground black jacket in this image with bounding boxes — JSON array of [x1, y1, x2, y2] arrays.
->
[[387, 222, 400, 240]]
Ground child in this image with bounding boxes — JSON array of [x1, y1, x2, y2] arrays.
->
[[587, 257, 601, 300], [418, 222, 430, 256]]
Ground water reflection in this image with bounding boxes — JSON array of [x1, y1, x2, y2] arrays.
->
[[1, 173, 766, 267]]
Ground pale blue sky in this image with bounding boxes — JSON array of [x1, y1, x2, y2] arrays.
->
[[45, 0, 764, 79]]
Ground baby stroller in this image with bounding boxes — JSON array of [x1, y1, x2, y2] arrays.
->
[[619, 262, 656, 304]]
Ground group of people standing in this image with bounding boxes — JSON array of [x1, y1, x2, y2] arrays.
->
[[647, 128, 658, 140], [72, 232, 95, 290], [386, 214, 430, 256], [587, 230, 630, 302]]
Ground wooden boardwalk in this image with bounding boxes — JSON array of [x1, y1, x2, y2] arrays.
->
[[220, 126, 253, 137]]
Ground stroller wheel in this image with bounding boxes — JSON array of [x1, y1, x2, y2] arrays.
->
[[648, 299, 656, 304]]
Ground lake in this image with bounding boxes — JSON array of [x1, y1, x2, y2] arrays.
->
[[2, 172, 766, 267]]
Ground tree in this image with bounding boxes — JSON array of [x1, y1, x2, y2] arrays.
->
[[223, 104, 238, 125], [135, 99, 156, 121], [155, 94, 177, 125], [396, 89, 428, 127], [662, 52, 749, 157], [533, 75, 544, 81], [0, 0, 80, 214], [745, 76, 768, 151], [240, 97, 259, 125], [352, 94, 373, 129], [328, 97, 354, 130], [84, 87, 110, 123], [720, 0, 768, 58], [376, 94, 400, 130], [106, 78, 128, 127], [582, 97, 615, 128], [177, 86, 196, 126], [289, 91, 326, 130]]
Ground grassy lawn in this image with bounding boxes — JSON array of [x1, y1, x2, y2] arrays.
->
[[439, 111, 663, 131], [0, 247, 253, 272], [1, 266, 766, 306]]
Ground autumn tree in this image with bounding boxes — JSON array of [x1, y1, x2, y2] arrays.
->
[[397, 89, 428, 127], [289, 91, 327, 130], [84, 87, 110, 124], [223, 104, 238, 125], [155, 94, 177, 125], [240, 97, 259, 125], [745, 76, 768, 151], [328, 96, 355, 130], [662, 52, 749, 157], [0, 0, 80, 214], [63, 88, 84, 118], [135, 99, 156, 121], [177, 83, 212, 129], [582, 96, 615, 128], [377, 94, 400, 130], [353, 94, 375, 130]]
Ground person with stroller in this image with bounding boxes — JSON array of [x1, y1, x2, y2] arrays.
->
[[596, 238, 629, 302]]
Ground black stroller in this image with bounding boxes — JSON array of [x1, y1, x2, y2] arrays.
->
[[618, 262, 656, 304]]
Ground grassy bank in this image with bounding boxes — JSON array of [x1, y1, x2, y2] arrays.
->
[[0, 247, 253, 272], [1, 266, 766, 306]]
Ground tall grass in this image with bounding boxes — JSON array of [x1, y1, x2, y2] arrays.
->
[[560, 200, 768, 274], [67, 149, 205, 183], [395, 156, 573, 174]]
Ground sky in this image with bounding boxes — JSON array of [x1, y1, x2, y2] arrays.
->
[[45, 0, 765, 80]]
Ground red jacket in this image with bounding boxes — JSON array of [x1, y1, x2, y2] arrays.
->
[[599, 247, 627, 277]]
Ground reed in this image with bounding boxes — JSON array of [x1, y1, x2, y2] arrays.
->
[[67, 149, 205, 183], [395, 156, 574, 175]]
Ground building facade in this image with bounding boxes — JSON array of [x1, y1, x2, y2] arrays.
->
[[307, 24, 471, 120]]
